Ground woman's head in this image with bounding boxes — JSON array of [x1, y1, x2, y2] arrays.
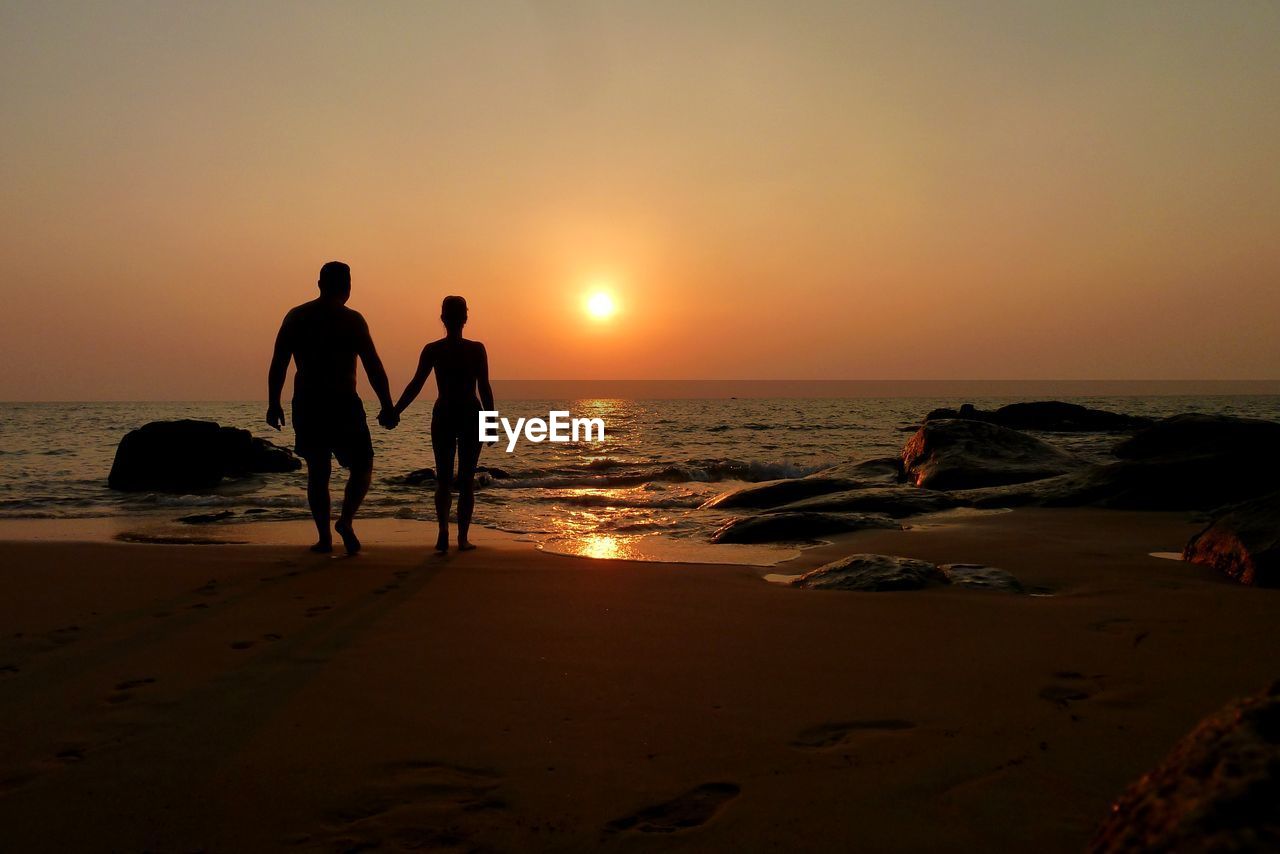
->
[[441, 295, 468, 333]]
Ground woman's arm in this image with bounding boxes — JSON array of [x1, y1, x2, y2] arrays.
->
[[476, 342, 495, 411], [394, 344, 435, 415]]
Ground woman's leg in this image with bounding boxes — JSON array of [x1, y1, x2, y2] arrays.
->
[[431, 418, 457, 553], [456, 435, 482, 550]]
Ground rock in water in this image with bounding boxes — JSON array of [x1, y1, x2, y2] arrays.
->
[[901, 419, 1081, 490], [701, 477, 860, 510], [709, 512, 897, 544], [924, 401, 1152, 432], [703, 457, 904, 511], [778, 485, 958, 518], [1091, 681, 1280, 853], [1113, 413, 1280, 461], [1184, 492, 1280, 587], [108, 420, 300, 492], [791, 554, 946, 591]]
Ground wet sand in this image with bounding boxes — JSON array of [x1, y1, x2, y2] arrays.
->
[[1, 509, 1276, 851]]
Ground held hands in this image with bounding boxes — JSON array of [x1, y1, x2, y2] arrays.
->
[[377, 407, 400, 430], [266, 404, 286, 431]]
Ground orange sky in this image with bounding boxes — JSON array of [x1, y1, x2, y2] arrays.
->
[[2, 2, 1278, 400]]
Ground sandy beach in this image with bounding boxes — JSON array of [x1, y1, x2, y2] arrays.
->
[[2, 508, 1275, 852]]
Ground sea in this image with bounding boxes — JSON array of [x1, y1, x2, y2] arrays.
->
[[3, 384, 1278, 562]]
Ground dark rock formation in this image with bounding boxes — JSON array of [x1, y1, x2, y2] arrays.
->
[[777, 485, 959, 518], [1184, 492, 1280, 587], [791, 554, 946, 591], [790, 554, 1024, 593], [400, 467, 437, 485], [938, 563, 1024, 592], [176, 510, 237, 525], [108, 420, 300, 492], [710, 512, 897, 544], [902, 419, 1082, 490], [949, 414, 1280, 512], [923, 401, 1152, 432], [1113, 413, 1280, 461], [701, 477, 859, 510], [804, 456, 904, 484], [703, 457, 904, 511], [1091, 681, 1280, 853]]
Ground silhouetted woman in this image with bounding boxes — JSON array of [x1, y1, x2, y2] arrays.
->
[[392, 296, 494, 553]]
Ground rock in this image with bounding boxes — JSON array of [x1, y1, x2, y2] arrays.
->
[[1090, 681, 1280, 853], [176, 510, 237, 525], [804, 456, 904, 483], [925, 414, 1280, 512], [791, 554, 946, 591], [108, 420, 300, 492], [924, 401, 1152, 432], [1184, 492, 1280, 587], [701, 477, 859, 510], [901, 419, 1082, 490], [1113, 413, 1280, 461], [477, 465, 510, 479], [709, 512, 897, 544], [703, 457, 904, 511], [400, 467, 437, 485], [938, 563, 1025, 592], [791, 554, 1026, 593], [777, 485, 958, 517]]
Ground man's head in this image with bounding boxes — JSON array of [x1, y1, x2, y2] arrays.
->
[[317, 261, 351, 303], [441, 295, 467, 332]]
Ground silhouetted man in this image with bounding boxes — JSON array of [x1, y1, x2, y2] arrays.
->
[[267, 261, 397, 554]]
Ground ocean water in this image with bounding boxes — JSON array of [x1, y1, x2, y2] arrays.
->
[[2, 394, 1278, 559]]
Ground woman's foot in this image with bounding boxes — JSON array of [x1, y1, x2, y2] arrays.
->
[[435, 531, 449, 554], [310, 540, 333, 554], [334, 520, 361, 555], [457, 539, 476, 551]]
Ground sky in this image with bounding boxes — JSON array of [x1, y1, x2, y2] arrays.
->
[[2, 1, 1278, 400]]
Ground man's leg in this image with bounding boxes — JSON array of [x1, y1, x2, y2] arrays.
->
[[304, 454, 333, 553], [335, 460, 371, 555]]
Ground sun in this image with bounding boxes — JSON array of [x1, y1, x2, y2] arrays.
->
[[586, 291, 617, 319]]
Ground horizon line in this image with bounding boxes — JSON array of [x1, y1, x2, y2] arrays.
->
[[5, 378, 1280, 404]]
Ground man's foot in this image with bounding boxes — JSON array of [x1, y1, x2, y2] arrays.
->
[[435, 532, 449, 554], [457, 539, 476, 552], [335, 520, 361, 555], [310, 540, 333, 554]]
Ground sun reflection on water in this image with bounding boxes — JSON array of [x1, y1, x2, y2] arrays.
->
[[560, 533, 645, 560]]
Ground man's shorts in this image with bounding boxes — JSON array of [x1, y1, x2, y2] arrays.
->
[[291, 395, 373, 468]]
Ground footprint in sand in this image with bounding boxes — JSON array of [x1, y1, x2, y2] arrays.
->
[[0, 664, 18, 676], [304, 605, 333, 618], [230, 641, 255, 651], [1039, 671, 1100, 707], [791, 719, 917, 750], [55, 746, 86, 763], [107, 676, 157, 703], [605, 782, 740, 834], [313, 760, 505, 850]]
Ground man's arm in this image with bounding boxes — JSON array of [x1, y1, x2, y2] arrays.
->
[[393, 344, 435, 416], [266, 315, 292, 430], [355, 315, 396, 424], [476, 342, 495, 412]]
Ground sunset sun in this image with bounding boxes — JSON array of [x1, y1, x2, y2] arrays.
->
[[586, 291, 617, 320]]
